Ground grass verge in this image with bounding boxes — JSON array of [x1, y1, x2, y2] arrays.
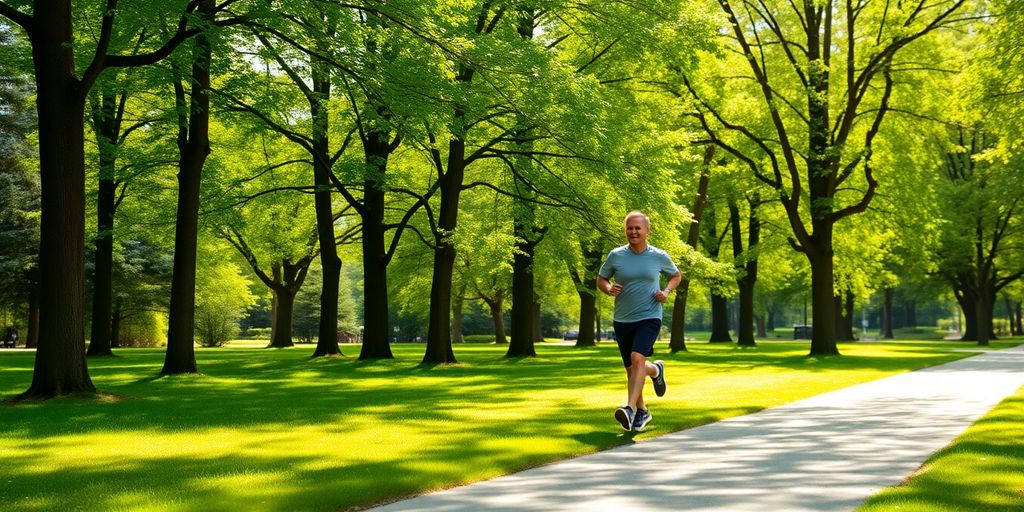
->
[[0, 340, 1015, 512], [858, 383, 1024, 512]]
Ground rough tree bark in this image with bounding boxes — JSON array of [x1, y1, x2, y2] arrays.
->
[[163, 1, 216, 375], [670, 146, 713, 352]]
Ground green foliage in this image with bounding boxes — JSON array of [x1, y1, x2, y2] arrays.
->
[[193, 245, 257, 347], [118, 311, 168, 348]]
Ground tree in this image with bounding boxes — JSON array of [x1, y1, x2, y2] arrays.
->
[[162, 0, 220, 375], [0, 40, 38, 348], [0, 0, 240, 398], [677, 0, 970, 355], [934, 125, 1024, 346]]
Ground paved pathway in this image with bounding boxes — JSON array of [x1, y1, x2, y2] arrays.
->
[[371, 345, 1024, 511]]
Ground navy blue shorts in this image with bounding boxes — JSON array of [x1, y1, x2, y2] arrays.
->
[[613, 319, 661, 367]]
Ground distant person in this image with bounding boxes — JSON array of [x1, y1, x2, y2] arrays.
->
[[598, 211, 681, 431]]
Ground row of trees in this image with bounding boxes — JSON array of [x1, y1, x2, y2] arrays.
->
[[1, 0, 1022, 399]]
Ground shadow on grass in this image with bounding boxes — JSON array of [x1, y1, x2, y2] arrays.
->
[[0, 341, 1016, 512]]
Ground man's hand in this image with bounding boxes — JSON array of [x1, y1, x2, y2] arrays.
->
[[607, 283, 623, 296], [653, 289, 670, 303]]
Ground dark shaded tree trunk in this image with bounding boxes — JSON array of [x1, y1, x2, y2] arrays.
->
[[1002, 295, 1017, 336], [423, 135, 464, 364], [16, 1, 96, 398], [87, 89, 123, 358], [729, 196, 760, 347], [309, 64, 341, 358], [506, 8, 541, 359], [533, 297, 543, 341], [671, 146, 713, 352], [507, 235, 537, 356], [956, 287, 977, 341], [270, 288, 296, 348], [767, 307, 776, 332], [807, 240, 839, 355], [358, 129, 393, 359], [110, 303, 122, 349], [709, 294, 732, 342], [238, 256, 312, 349], [570, 245, 602, 348], [975, 286, 994, 347], [904, 301, 917, 328], [701, 196, 731, 343], [881, 287, 894, 338], [163, 5, 215, 375], [25, 281, 39, 349], [507, 206, 541, 355], [485, 296, 507, 345], [836, 291, 855, 341], [754, 314, 767, 337], [451, 284, 465, 343]]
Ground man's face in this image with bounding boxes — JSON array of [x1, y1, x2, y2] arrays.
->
[[624, 216, 649, 245]]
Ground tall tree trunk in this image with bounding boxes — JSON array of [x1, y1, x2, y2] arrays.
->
[[703, 200, 731, 343], [576, 289, 596, 348], [110, 304, 122, 349], [451, 284, 465, 343], [709, 294, 732, 342], [671, 146, 713, 352], [807, 242, 839, 355], [17, 0, 96, 398], [729, 197, 759, 347], [508, 227, 539, 356], [25, 280, 39, 349], [754, 313, 767, 337], [881, 287, 894, 338], [358, 130, 393, 359], [532, 296, 543, 341], [506, 8, 540, 358], [487, 296, 507, 345], [975, 287, 994, 347], [571, 245, 602, 348], [956, 287, 978, 341], [87, 90, 121, 358], [269, 290, 279, 342], [767, 307, 776, 332], [309, 64, 341, 358], [1001, 295, 1016, 336], [904, 301, 917, 328], [163, 4, 214, 375], [423, 135, 464, 364], [269, 288, 296, 348]]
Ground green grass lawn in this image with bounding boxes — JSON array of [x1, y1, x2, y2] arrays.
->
[[0, 340, 1017, 512], [858, 383, 1024, 512]]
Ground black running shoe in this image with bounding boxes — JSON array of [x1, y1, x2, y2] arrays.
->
[[652, 360, 667, 397], [614, 406, 634, 431], [633, 408, 652, 431]]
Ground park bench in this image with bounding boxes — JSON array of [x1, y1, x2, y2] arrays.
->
[[3, 328, 17, 348]]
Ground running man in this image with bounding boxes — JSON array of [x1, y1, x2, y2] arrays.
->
[[598, 211, 681, 431]]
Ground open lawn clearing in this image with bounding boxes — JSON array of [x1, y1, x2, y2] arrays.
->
[[0, 340, 1015, 512]]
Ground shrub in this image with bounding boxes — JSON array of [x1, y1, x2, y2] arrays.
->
[[194, 261, 256, 348], [117, 311, 166, 347]]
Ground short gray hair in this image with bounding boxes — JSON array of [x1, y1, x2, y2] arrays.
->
[[624, 210, 650, 228]]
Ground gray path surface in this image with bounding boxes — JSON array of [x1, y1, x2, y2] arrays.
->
[[371, 345, 1024, 512]]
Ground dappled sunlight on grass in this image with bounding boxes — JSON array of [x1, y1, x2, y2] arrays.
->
[[0, 340, 1019, 511]]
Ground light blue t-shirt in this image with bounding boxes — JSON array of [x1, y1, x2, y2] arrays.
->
[[598, 245, 679, 323]]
